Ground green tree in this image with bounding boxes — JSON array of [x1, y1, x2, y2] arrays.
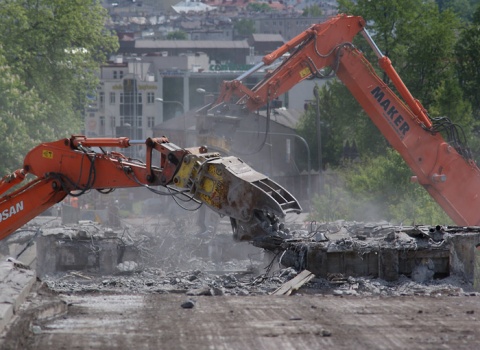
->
[[339, 0, 476, 152], [455, 5, 480, 119], [395, 7, 461, 108], [0, 0, 118, 151], [338, 0, 462, 110], [297, 81, 386, 170], [436, 0, 477, 21], [0, 53, 54, 175], [309, 0, 473, 159], [309, 150, 453, 224], [301, 1, 448, 169], [302, 4, 322, 17], [247, 3, 272, 13], [346, 150, 453, 224], [167, 30, 188, 40], [234, 19, 255, 39]]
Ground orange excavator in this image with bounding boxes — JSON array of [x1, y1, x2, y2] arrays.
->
[[198, 14, 480, 227], [0, 135, 301, 241], [3, 15, 479, 245]]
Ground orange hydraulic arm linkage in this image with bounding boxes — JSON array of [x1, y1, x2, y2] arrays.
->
[[212, 14, 480, 226], [0, 135, 301, 241], [0, 135, 186, 240]]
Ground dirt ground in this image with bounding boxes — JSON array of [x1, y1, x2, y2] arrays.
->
[[3, 213, 480, 349], [3, 281, 480, 350]]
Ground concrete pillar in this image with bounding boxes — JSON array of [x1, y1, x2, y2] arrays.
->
[[378, 249, 398, 281], [474, 244, 480, 291], [448, 232, 480, 281], [158, 76, 164, 123], [183, 72, 190, 111]]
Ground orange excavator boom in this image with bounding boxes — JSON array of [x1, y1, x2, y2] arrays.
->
[[205, 14, 480, 226]]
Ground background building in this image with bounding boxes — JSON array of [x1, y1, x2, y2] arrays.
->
[[86, 1, 339, 204]]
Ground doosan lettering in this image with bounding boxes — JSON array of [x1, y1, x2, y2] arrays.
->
[[370, 86, 410, 137], [0, 201, 24, 222]]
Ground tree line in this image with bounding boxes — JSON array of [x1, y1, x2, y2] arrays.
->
[[0, 0, 118, 175]]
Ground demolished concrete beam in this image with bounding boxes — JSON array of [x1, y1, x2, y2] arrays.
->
[[255, 223, 480, 282], [271, 269, 315, 295]]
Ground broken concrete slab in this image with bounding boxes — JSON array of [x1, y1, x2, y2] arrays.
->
[[271, 269, 315, 295], [36, 223, 142, 278], [447, 231, 480, 279], [0, 303, 13, 335], [254, 222, 480, 283], [0, 261, 36, 336], [36, 219, 263, 278], [475, 244, 480, 292]]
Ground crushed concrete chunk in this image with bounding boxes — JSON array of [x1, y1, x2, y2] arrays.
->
[[181, 299, 196, 309]]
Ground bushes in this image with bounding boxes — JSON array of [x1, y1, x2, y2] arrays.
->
[[309, 150, 453, 225]]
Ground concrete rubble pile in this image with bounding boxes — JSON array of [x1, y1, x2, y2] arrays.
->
[[35, 219, 262, 276], [34, 219, 295, 296], [43, 266, 299, 296], [33, 218, 479, 298], [253, 220, 480, 285]]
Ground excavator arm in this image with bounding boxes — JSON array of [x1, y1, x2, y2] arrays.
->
[[206, 14, 480, 226], [0, 135, 301, 241], [214, 15, 366, 111]]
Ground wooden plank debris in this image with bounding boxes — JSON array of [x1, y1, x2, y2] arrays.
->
[[271, 270, 315, 296], [69, 271, 92, 280]]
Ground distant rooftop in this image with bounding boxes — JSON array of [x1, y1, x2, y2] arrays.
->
[[135, 40, 249, 49], [172, 0, 215, 13], [251, 33, 285, 43]]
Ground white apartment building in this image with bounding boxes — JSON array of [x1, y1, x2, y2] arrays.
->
[[85, 53, 327, 148], [85, 58, 159, 140]]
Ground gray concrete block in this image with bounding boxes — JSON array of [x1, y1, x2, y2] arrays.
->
[[378, 249, 399, 281], [18, 243, 37, 267], [448, 232, 480, 280], [0, 263, 10, 282], [0, 303, 13, 333], [0, 261, 36, 336], [36, 227, 141, 277]]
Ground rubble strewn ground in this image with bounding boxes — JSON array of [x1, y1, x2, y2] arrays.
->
[[40, 264, 476, 298], [2, 210, 480, 349], [36, 216, 478, 298]]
